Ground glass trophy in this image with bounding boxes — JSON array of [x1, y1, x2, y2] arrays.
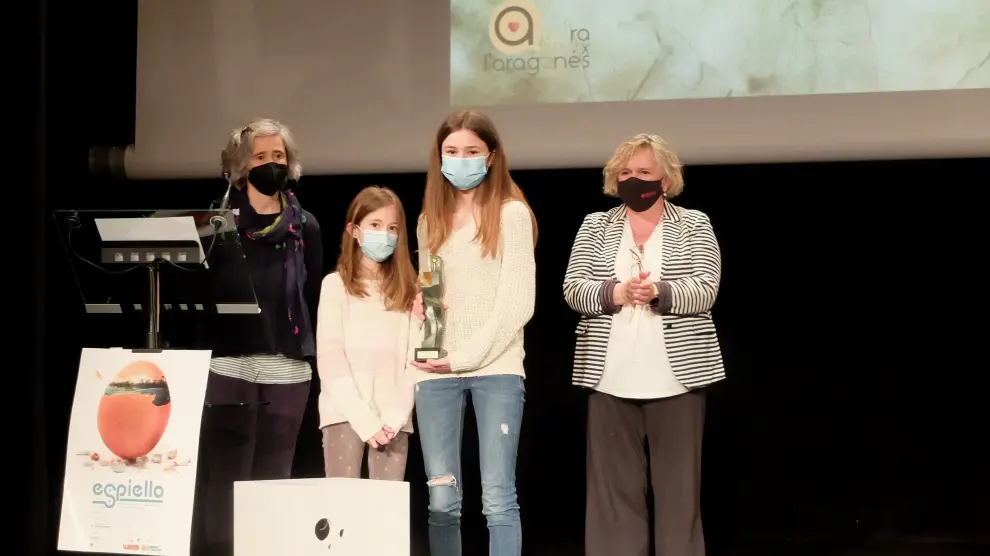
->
[[414, 255, 446, 362]]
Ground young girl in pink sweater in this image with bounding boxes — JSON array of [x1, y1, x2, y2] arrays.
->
[[316, 185, 420, 480]]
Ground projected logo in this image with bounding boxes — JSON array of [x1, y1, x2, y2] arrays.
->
[[489, 0, 542, 55], [483, 1, 590, 76]]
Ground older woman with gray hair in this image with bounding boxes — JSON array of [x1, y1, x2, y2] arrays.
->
[[196, 118, 323, 555], [563, 133, 724, 556]]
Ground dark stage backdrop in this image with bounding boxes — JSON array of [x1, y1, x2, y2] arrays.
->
[[43, 157, 989, 554]]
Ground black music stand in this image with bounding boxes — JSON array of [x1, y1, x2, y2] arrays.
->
[[53, 208, 260, 349], [54, 208, 270, 556]]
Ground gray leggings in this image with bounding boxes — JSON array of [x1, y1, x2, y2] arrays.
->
[[321, 422, 409, 481]]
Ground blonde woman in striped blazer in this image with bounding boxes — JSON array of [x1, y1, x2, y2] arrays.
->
[[562, 133, 725, 556]]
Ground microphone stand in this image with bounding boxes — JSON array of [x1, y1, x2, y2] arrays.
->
[[215, 149, 233, 231], [212, 171, 233, 232], [202, 171, 233, 265]]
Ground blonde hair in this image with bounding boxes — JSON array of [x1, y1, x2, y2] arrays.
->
[[220, 118, 303, 190], [602, 133, 685, 198]]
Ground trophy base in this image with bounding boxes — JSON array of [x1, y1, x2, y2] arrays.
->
[[414, 348, 445, 362]]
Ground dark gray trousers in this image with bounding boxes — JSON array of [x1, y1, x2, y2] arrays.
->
[[585, 390, 707, 556], [193, 372, 310, 556]]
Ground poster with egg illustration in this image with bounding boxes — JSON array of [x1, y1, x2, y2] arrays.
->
[[57, 348, 211, 556]]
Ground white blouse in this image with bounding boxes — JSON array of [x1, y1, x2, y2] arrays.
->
[[595, 218, 688, 400]]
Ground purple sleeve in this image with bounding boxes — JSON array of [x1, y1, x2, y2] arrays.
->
[[599, 280, 622, 314], [649, 281, 673, 314]]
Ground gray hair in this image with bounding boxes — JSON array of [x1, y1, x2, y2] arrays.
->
[[221, 118, 303, 189]]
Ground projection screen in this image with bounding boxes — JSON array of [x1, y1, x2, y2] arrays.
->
[[130, 0, 990, 179]]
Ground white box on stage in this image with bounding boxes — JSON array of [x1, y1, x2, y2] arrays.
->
[[234, 477, 410, 556]]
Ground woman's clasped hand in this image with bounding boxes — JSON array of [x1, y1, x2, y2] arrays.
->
[[615, 270, 656, 306]]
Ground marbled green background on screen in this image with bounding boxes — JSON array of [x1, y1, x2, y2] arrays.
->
[[450, 0, 990, 106]]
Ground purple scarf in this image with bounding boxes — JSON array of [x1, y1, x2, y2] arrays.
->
[[228, 189, 315, 358]]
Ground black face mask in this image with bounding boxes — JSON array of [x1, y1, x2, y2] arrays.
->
[[617, 177, 664, 212], [247, 162, 289, 196]]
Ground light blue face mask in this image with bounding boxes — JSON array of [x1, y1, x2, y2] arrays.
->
[[359, 229, 397, 262], [441, 155, 489, 191]]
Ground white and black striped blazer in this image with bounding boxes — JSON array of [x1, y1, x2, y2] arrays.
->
[[562, 199, 726, 390]]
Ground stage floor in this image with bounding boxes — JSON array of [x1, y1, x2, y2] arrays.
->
[[529, 545, 987, 556], [442, 540, 990, 556]]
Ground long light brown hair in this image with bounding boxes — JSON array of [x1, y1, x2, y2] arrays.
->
[[422, 110, 538, 258], [335, 186, 418, 312]]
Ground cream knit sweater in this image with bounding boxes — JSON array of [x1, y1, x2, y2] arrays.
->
[[411, 200, 536, 381]]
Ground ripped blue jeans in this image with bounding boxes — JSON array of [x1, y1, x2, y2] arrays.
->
[[414, 374, 525, 556]]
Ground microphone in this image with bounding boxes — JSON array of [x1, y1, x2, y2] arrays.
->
[[213, 151, 234, 231]]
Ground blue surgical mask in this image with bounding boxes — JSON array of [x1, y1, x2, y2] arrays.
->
[[441, 155, 488, 191], [359, 230, 397, 262]]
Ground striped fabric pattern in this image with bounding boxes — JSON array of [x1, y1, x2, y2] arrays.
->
[[210, 354, 312, 385], [563, 199, 726, 390]]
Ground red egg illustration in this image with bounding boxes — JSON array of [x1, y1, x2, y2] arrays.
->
[[96, 360, 172, 461]]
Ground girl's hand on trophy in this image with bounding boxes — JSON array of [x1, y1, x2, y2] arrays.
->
[[413, 293, 425, 321], [411, 357, 452, 373], [412, 293, 447, 324]]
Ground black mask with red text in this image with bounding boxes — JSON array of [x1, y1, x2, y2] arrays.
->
[[248, 162, 289, 197], [617, 177, 663, 212]]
